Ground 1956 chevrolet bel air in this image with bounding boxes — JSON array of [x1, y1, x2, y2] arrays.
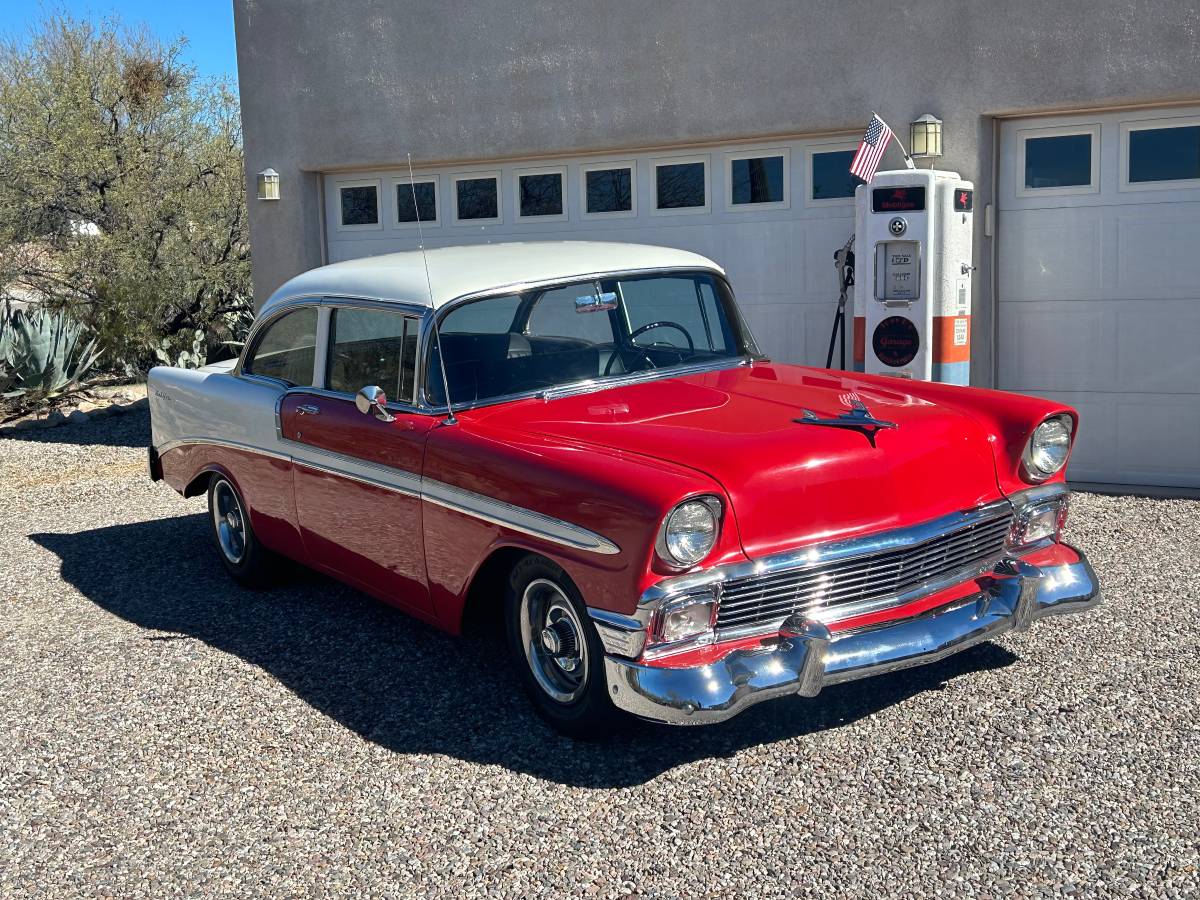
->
[[148, 241, 1100, 735]]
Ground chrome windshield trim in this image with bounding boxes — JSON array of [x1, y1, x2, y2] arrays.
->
[[538, 357, 752, 402], [640, 497, 1016, 608]]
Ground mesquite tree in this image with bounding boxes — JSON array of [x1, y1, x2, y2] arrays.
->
[[0, 14, 251, 370]]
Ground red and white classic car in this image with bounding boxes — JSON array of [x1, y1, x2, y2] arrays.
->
[[148, 242, 1099, 735]]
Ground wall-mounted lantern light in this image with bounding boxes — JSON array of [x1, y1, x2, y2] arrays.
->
[[909, 114, 943, 160], [257, 168, 280, 201]]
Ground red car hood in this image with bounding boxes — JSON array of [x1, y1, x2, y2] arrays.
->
[[467, 363, 1004, 558]]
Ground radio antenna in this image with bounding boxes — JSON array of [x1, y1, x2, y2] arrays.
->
[[408, 152, 456, 425]]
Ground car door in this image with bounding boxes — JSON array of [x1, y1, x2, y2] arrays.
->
[[278, 303, 435, 615]]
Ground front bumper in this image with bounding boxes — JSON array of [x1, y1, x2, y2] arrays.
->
[[603, 549, 1100, 725]]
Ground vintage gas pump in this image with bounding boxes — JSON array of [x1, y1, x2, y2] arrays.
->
[[851, 169, 974, 383]]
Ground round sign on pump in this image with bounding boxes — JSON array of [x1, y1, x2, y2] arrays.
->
[[872, 315, 920, 367]]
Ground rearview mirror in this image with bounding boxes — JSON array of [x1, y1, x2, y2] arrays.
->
[[574, 290, 618, 314], [355, 385, 395, 422]]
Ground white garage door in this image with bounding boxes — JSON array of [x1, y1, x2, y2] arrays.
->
[[998, 107, 1200, 487], [322, 136, 863, 368]]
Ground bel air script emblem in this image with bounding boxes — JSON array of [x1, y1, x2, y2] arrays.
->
[[794, 399, 898, 448]]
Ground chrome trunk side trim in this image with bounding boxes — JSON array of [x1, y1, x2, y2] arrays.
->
[[155, 436, 292, 463]]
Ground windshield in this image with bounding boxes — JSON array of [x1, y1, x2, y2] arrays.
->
[[427, 271, 758, 406]]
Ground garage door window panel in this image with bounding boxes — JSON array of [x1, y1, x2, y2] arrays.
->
[[810, 149, 864, 202], [1017, 126, 1099, 197], [516, 169, 567, 221], [582, 163, 635, 216], [727, 151, 788, 210], [653, 157, 709, 214], [327, 307, 419, 405], [244, 307, 319, 387], [395, 179, 437, 226], [1122, 118, 1200, 190], [338, 181, 382, 230], [453, 174, 501, 224]]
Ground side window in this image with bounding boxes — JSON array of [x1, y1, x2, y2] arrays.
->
[[527, 285, 617, 344], [327, 307, 419, 404], [244, 307, 318, 386], [619, 277, 731, 353], [441, 294, 521, 334]]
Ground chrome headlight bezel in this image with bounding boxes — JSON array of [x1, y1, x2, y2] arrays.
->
[[655, 495, 723, 570], [1021, 414, 1074, 482]]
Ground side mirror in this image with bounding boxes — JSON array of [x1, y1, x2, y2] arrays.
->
[[355, 385, 395, 422]]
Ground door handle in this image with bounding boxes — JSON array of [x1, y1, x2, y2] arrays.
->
[[297, 404, 320, 415]]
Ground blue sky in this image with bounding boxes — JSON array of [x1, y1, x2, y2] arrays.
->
[[0, 2, 238, 82]]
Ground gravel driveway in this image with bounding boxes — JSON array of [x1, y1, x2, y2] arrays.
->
[[2, 411, 1197, 898]]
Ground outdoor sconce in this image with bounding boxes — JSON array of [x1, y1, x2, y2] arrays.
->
[[909, 114, 943, 160], [257, 168, 280, 201]]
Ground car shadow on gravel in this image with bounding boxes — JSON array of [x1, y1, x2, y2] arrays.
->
[[2, 408, 150, 448], [33, 514, 1018, 788]]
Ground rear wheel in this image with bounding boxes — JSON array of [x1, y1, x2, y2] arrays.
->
[[207, 476, 275, 587], [504, 555, 624, 738]]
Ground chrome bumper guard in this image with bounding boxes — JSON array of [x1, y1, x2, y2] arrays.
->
[[602, 551, 1100, 726]]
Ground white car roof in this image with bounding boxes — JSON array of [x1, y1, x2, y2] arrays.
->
[[261, 241, 725, 315]]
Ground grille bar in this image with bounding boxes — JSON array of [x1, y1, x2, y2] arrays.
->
[[715, 512, 1012, 632]]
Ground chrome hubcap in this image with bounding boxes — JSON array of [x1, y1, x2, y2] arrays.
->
[[520, 579, 588, 704], [212, 480, 247, 564]]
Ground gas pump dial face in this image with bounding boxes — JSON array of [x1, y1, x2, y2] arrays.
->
[[872, 316, 920, 367]]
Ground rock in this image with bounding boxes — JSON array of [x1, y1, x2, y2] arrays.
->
[[130, 397, 149, 410], [67, 409, 90, 424], [44, 409, 67, 427], [76, 401, 100, 413]]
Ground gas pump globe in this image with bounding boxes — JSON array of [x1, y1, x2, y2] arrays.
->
[[852, 169, 974, 384]]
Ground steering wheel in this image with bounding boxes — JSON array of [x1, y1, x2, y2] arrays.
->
[[629, 321, 695, 352], [604, 346, 657, 376]]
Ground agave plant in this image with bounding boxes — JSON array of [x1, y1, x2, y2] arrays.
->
[[0, 305, 103, 402]]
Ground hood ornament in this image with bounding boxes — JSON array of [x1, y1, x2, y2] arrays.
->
[[794, 399, 898, 448]]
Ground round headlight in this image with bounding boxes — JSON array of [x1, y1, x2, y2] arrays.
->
[[1023, 415, 1073, 480], [658, 497, 721, 567]]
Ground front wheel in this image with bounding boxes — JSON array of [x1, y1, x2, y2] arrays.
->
[[504, 555, 624, 738], [207, 475, 276, 587]]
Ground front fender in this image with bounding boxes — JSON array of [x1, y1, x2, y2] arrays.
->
[[421, 418, 745, 628]]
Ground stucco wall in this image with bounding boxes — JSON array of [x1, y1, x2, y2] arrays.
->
[[233, 0, 1200, 380]]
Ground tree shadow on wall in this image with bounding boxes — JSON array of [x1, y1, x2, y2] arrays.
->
[[32, 514, 1018, 788]]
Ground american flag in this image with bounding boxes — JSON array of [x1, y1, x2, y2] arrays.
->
[[849, 115, 894, 182]]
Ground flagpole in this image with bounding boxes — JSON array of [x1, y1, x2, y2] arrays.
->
[[875, 112, 917, 170]]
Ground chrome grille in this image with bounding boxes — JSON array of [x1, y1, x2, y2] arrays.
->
[[715, 512, 1012, 633]]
